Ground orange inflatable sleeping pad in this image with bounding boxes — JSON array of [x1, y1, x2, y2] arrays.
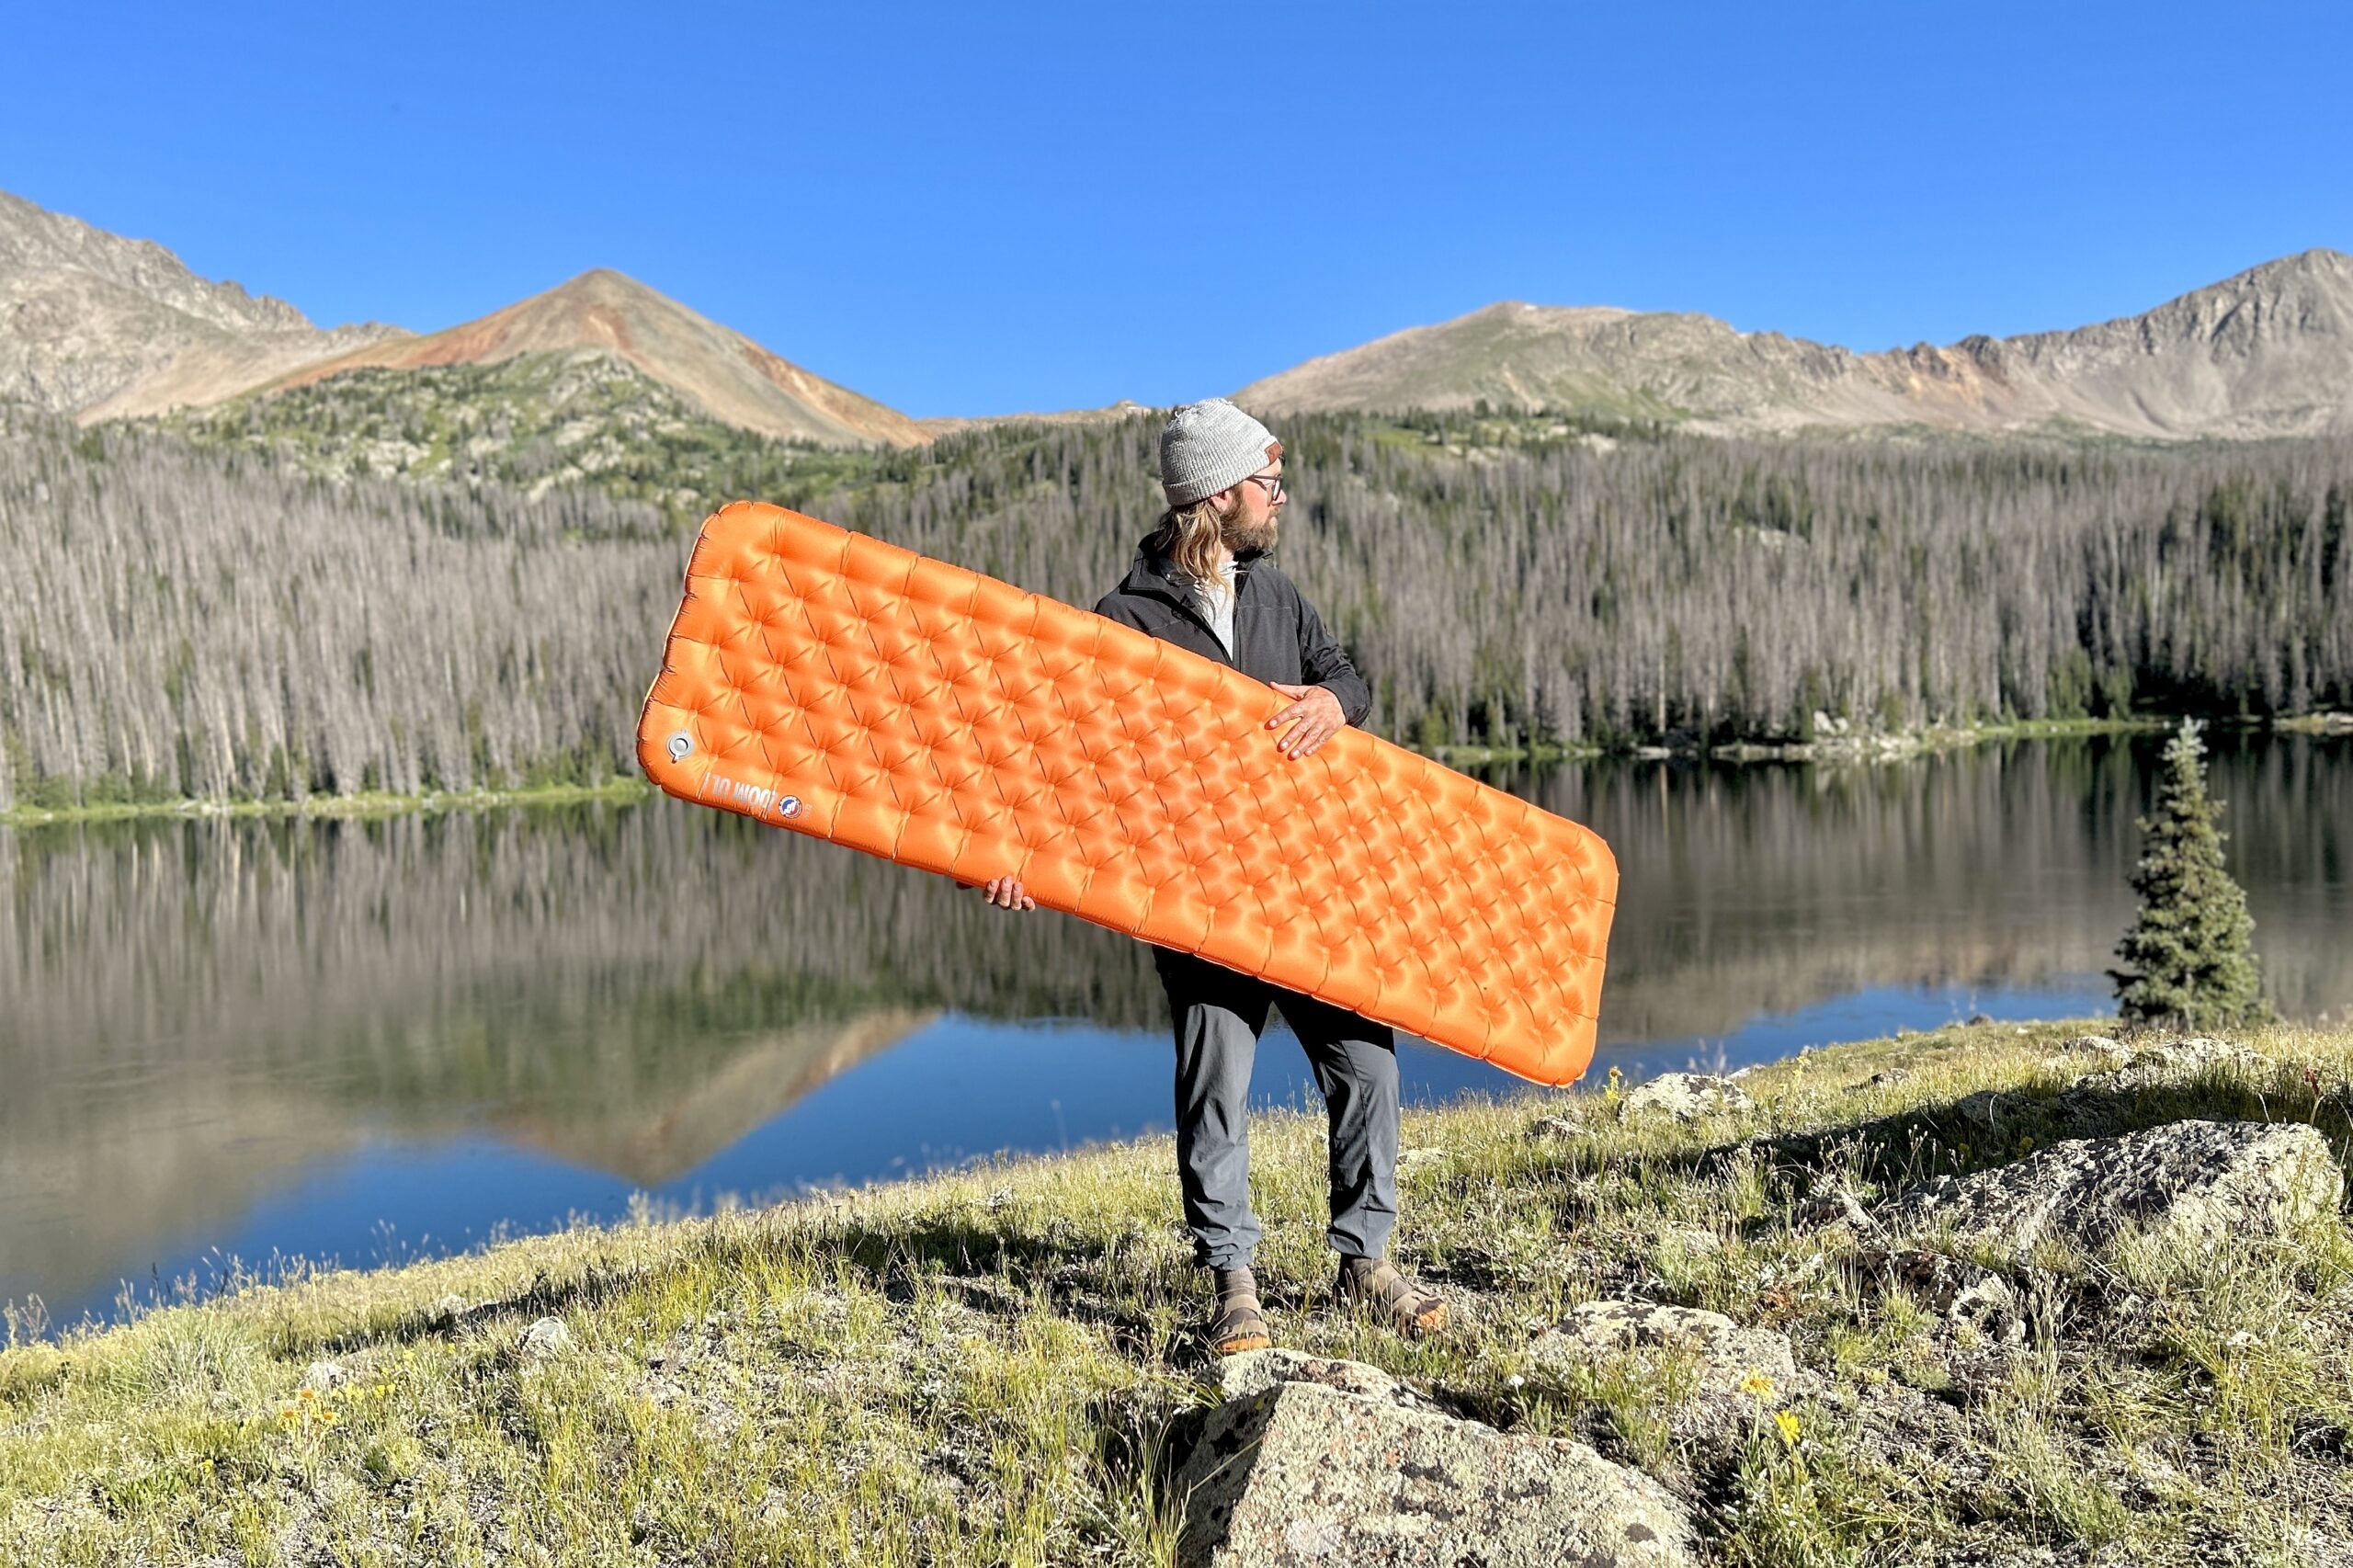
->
[[636, 503, 1617, 1087]]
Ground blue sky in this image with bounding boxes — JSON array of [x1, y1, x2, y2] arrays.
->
[[6, 1, 2348, 416]]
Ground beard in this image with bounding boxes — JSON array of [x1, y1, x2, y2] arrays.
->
[[1220, 507, 1279, 556]]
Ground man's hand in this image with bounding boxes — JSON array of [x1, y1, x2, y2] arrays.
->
[[1266, 682, 1347, 759], [976, 875, 1035, 912]]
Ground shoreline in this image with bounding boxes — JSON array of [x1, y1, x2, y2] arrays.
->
[[3, 712, 2340, 829], [0, 777, 654, 830]]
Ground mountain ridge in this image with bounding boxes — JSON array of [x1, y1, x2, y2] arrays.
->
[[8, 187, 2349, 445], [1236, 249, 2353, 439]]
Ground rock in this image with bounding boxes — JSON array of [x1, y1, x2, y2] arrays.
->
[[1525, 1111, 1585, 1141], [1621, 1073, 1755, 1122], [1862, 1248, 2037, 1351], [1208, 1350, 1442, 1415], [1817, 1374, 1982, 1486], [1883, 1120, 2341, 1256], [1965, 1013, 1994, 1027], [433, 1293, 468, 1319], [1952, 1089, 2009, 1128], [1659, 1222, 1726, 1257], [1173, 1360, 1696, 1567], [1860, 1247, 2016, 1320], [1947, 1274, 2027, 1346], [1529, 1301, 1797, 1403], [2052, 1034, 2274, 1095], [519, 1316, 574, 1360], [1794, 1186, 1879, 1234], [1846, 1067, 1912, 1094], [300, 1360, 346, 1392]]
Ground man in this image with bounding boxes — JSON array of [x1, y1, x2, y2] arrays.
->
[[973, 398, 1447, 1355]]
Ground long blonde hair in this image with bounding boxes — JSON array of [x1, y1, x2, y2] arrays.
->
[[1147, 496, 1235, 590]]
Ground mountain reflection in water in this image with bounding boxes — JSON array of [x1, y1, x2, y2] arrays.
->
[[3, 733, 2346, 1329]]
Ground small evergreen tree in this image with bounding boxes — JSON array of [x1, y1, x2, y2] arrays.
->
[[2109, 721, 2272, 1031]]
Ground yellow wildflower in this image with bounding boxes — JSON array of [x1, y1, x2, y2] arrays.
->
[[1774, 1409, 1801, 1447], [1739, 1369, 1775, 1400]]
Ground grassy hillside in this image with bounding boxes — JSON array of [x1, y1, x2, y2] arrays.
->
[[158, 349, 874, 531], [6, 1019, 2349, 1565]]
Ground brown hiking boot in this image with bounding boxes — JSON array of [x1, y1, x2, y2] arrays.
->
[[1337, 1256, 1448, 1335], [1207, 1267, 1273, 1355]]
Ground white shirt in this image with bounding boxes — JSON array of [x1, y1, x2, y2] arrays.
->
[[1190, 551, 1237, 656]]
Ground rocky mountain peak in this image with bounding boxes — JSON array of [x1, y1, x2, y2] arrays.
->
[[272, 266, 928, 449], [2, 187, 408, 420], [0, 188, 315, 337]]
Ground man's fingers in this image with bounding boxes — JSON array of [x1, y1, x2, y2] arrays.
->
[[1267, 699, 1322, 732], [1281, 713, 1334, 758]]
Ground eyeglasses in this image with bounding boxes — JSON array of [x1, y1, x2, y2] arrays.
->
[[1243, 473, 1286, 502]]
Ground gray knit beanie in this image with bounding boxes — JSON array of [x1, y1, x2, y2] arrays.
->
[[1158, 399, 1282, 506]]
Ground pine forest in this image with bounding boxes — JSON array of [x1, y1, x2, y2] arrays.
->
[[2, 389, 2347, 812]]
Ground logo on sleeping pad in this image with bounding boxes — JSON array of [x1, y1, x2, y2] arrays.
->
[[699, 770, 801, 821]]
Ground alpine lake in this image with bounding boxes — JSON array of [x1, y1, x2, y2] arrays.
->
[[6, 732, 2347, 1333]]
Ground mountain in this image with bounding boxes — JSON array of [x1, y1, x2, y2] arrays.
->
[[0, 188, 406, 419], [0, 189, 923, 449], [1236, 250, 2353, 440], [17, 186, 2347, 446], [272, 267, 927, 449]]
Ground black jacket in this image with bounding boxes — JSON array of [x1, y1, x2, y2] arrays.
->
[[1093, 539, 1373, 726]]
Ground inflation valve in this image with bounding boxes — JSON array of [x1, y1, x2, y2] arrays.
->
[[665, 733, 694, 762]]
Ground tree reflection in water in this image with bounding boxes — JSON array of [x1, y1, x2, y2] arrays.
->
[[3, 734, 2345, 1328]]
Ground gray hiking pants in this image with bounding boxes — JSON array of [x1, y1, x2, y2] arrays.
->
[[1154, 948, 1400, 1269]]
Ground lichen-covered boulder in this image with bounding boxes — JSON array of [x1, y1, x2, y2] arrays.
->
[[1207, 1349, 1443, 1414], [1528, 1301, 1798, 1403], [1884, 1119, 2340, 1256], [2045, 1033, 2273, 1093], [1174, 1354, 1695, 1567], [518, 1316, 574, 1361], [1622, 1072, 1754, 1121]]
